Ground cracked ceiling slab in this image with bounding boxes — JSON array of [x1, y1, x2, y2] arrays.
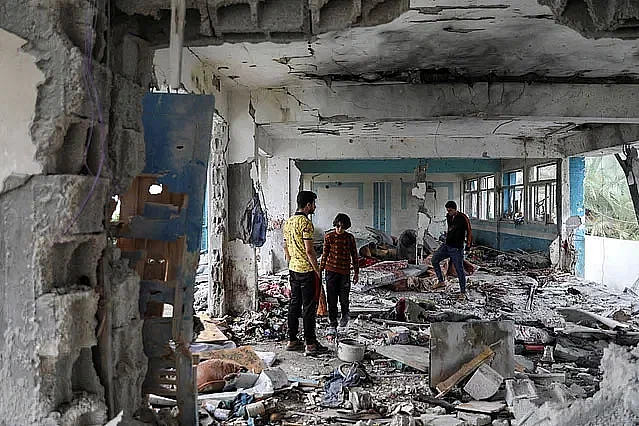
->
[[166, 0, 639, 88]]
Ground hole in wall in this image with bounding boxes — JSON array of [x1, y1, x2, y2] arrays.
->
[[110, 195, 121, 223], [149, 184, 163, 195], [176, 145, 184, 150]]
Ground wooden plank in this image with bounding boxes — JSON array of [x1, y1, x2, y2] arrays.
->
[[435, 347, 494, 397], [195, 314, 228, 343], [373, 345, 429, 372], [430, 321, 514, 386]]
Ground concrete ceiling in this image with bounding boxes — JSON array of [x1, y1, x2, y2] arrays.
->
[[188, 0, 639, 88], [260, 118, 572, 140]]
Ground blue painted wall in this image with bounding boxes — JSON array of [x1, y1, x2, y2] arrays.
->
[[142, 93, 214, 253], [471, 219, 557, 253], [297, 158, 501, 174], [570, 157, 586, 276]]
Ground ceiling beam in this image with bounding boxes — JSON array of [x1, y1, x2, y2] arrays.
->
[[557, 124, 639, 157], [253, 83, 639, 124], [266, 134, 562, 159]]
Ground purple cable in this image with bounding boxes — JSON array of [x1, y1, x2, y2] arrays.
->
[[64, 0, 108, 234]]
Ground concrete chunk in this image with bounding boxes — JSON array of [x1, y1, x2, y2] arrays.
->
[[457, 411, 492, 426], [419, 414, 467, 426], [464, 364, 504, 400], [430, 321, 515, 386], [505, 378, 538, 406], [36, 290, 99, 357]]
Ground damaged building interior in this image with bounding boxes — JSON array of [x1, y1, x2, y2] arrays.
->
[[3, 0, 639, 425]]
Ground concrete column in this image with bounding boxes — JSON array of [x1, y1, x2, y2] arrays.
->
[[224, 89, 259, 314], [569, 157, 586, 277], [0, 3, 152, 422], [258, 155, 291, 274]]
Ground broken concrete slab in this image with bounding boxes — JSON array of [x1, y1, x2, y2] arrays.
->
[[456, 401, 507, 414], [557, 307, 631, 330], [36, 290, 99, 357], [419, 414, 467, 426], [505, 378, 538, 406], [374, 345, 429, 372], [463, 364, 504, 400], [436, 347, 494, 397], [457, 411, 492, 426], [430, 321, 515, 386]]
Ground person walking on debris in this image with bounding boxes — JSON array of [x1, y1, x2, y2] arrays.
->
[[431, 200, 473, 301], [320, 213, 359, 336], [283, 191, 329, 356]]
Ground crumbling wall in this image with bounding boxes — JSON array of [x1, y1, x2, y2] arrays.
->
[[540, 0, 639, 39], [113, 0, 408, 44], [535, 343, 639, 425], [208, 118, 229, 317], [0, 1, 151, 423]]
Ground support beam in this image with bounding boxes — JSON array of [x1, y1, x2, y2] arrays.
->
[[169, 0, 186, 90], [254, 83, 639, 124], [267, 135, 562, 159], [557, 124, 639, 157]]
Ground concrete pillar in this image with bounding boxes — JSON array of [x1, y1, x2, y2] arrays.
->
[[569, 157, 586, 277], [0, 3, 151, 422], [258, 155, 292, 274], [223, 89, 259, 314]]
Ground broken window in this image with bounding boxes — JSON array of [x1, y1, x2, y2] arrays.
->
[[502, 170, 524, 219], [528, 163, 557, 224], [479, 176, 495, 220], [463, 178, 479, 219], [464, 176, 495, 220]]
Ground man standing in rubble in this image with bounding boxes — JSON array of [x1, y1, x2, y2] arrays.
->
[[283, 190, 329, 356], [431, 201, 473, 301]]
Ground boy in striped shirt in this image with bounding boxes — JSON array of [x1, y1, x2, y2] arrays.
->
[[320, 213, 359, 335]]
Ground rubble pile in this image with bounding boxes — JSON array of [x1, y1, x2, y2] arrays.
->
[[183, 228, 638, 426]]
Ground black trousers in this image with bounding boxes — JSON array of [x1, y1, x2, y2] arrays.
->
[[325, 270, 351, 328], [288, 270, 320, 344]]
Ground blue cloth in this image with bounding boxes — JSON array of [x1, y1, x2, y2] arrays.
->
[[432, 244, 466, 292]]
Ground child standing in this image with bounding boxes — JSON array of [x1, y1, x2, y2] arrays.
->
[[320, 213, 359, 335]]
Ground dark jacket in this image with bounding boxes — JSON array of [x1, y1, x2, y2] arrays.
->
[[445, 212, 473, 249]]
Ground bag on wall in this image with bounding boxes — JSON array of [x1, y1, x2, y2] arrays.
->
[[250, 194, 267, 248]]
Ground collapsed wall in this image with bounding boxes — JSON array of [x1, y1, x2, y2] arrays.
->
[[536, 343, 639, 426], [0, 1, 151, 423]]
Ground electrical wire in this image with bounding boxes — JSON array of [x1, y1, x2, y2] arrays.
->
[[64, 0, 109, 234]]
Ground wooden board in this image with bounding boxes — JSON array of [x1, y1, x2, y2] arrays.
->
[[374, 345, 429, 372], [430, 321, 514, 386], [435, 347, 494, 397], [195, 314, 228, 343]]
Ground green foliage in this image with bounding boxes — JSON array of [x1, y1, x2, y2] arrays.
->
[[584, 155, 639, 240]]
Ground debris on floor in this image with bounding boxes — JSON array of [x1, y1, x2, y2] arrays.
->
[[180, 239, 639, 426]]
